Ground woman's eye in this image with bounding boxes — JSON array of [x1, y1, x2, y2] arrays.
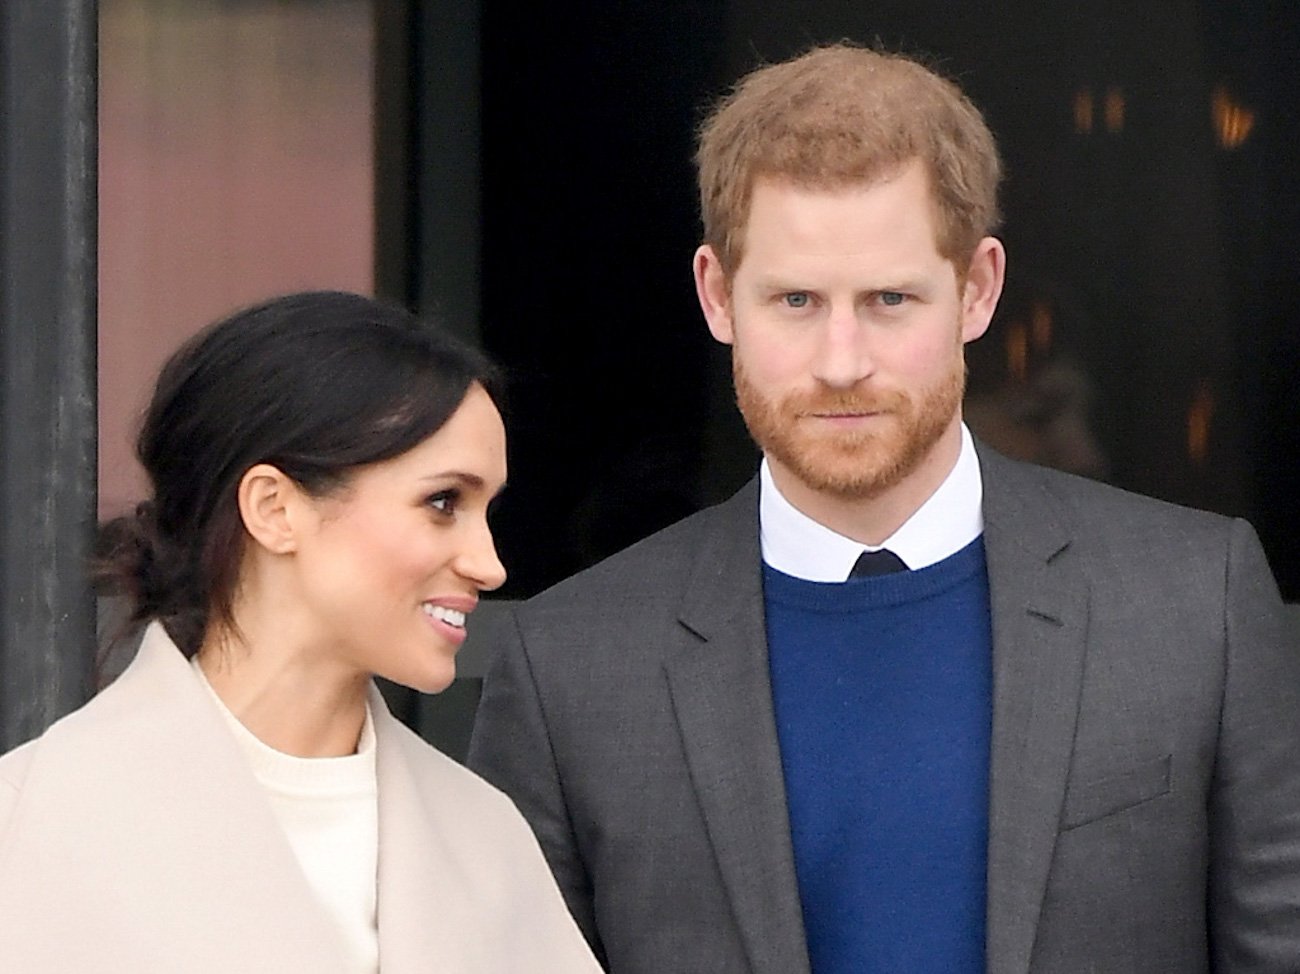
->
[[878, 291, 906, 307], [427, 490, 459, 515], [783, 292, 810, 309]]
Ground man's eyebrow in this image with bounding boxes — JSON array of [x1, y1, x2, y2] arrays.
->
[[750, 271, 931, 289], [872, 279, 930, 293]]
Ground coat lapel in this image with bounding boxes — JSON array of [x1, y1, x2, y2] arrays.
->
[[370, 691, 602, 974], [978, 448, 1091, 974], [663, 480, 812, 974], [370, 691, 525, 973], [370, 693, 468, 972]]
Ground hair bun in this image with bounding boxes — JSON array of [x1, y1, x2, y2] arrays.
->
[[95, 501, 193, 626]]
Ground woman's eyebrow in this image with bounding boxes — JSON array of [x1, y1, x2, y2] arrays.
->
[[419, 471, 485, 489]]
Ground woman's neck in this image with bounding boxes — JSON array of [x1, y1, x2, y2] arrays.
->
[[196, 619, 369, 758]]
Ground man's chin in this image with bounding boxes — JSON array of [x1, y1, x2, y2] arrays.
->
[[771, 447, 910, 500], [775, 415, 963, 495], [795, 467, 905, 501]]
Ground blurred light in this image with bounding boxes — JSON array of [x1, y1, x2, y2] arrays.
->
[[1212, 86, 1254, 149], [1104, 86, 1125, 133], [1031, 301, 1053, 352], [1073, 89, 1094, 134], [1188, 383, 1214, 464], [1006, 321, 1029, 382]]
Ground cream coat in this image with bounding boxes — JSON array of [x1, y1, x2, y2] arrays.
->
[[0, 624, 601, 973]]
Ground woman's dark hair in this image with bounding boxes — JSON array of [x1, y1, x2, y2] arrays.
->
[[97, 290, 502, 656]]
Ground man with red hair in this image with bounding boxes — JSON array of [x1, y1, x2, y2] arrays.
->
[[471, 45, 1300, 974]]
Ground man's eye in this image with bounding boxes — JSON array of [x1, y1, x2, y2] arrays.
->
[[783, 292, 810, 308], [879, 291, 906, 307]]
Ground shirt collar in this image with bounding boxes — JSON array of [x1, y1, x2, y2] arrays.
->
[[759, 423, 984, 581]]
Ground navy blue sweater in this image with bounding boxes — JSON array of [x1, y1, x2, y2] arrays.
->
[[764, 538, 992, 973]]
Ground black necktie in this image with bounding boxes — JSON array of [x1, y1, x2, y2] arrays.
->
[[849, 548, 908, 578]]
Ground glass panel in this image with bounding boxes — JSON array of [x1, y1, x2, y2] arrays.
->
[[98, 0, 374, 517]]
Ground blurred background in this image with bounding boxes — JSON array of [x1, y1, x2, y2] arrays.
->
[[0, 0, 1240, 755], [97, 0, 1300, 616]]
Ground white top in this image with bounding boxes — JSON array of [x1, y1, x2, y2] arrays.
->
[[759, 422, 984, 581], [191, 657, 380, 974]]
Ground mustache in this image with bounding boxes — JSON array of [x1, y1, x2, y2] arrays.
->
[[784, 387, 909, 416]]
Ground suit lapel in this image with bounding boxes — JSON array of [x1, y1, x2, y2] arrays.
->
[[979, 448, 1091, 974], [663, 480, 812, 974]]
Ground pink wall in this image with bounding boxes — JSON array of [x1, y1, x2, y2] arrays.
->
[[98, 1, 374, 517]]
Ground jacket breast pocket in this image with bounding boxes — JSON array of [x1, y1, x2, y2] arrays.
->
[[1060, 754, 1171, 831]]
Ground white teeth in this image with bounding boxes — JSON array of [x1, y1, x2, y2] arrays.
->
[[423, 604, 466, 628]]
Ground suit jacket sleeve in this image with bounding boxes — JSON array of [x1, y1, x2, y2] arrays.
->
[[1210, 518, 1300, 970], [468, 606, 603, 963]]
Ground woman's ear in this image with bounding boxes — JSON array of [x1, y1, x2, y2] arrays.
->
[[237, 464, 304, 555]]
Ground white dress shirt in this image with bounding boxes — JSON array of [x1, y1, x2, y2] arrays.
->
[[759, 423, 984, 581]]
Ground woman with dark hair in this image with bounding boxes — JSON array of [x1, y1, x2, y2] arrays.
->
[[0, 292, 600, 973]]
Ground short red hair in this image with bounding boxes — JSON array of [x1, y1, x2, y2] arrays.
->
[[696, 44, 1002, 276]]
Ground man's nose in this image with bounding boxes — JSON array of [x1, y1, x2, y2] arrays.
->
[[810, 305, 874, 388]]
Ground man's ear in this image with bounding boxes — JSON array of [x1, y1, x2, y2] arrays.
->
[[693, 244, 735, 344], [958, 235, 1007, 344], [237, 464, 305, 556]]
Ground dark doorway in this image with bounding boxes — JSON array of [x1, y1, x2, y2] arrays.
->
[[472, 1, 1299, 601]]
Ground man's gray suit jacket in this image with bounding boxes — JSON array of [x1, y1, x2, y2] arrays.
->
[[468, 446, 1300, 973]]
